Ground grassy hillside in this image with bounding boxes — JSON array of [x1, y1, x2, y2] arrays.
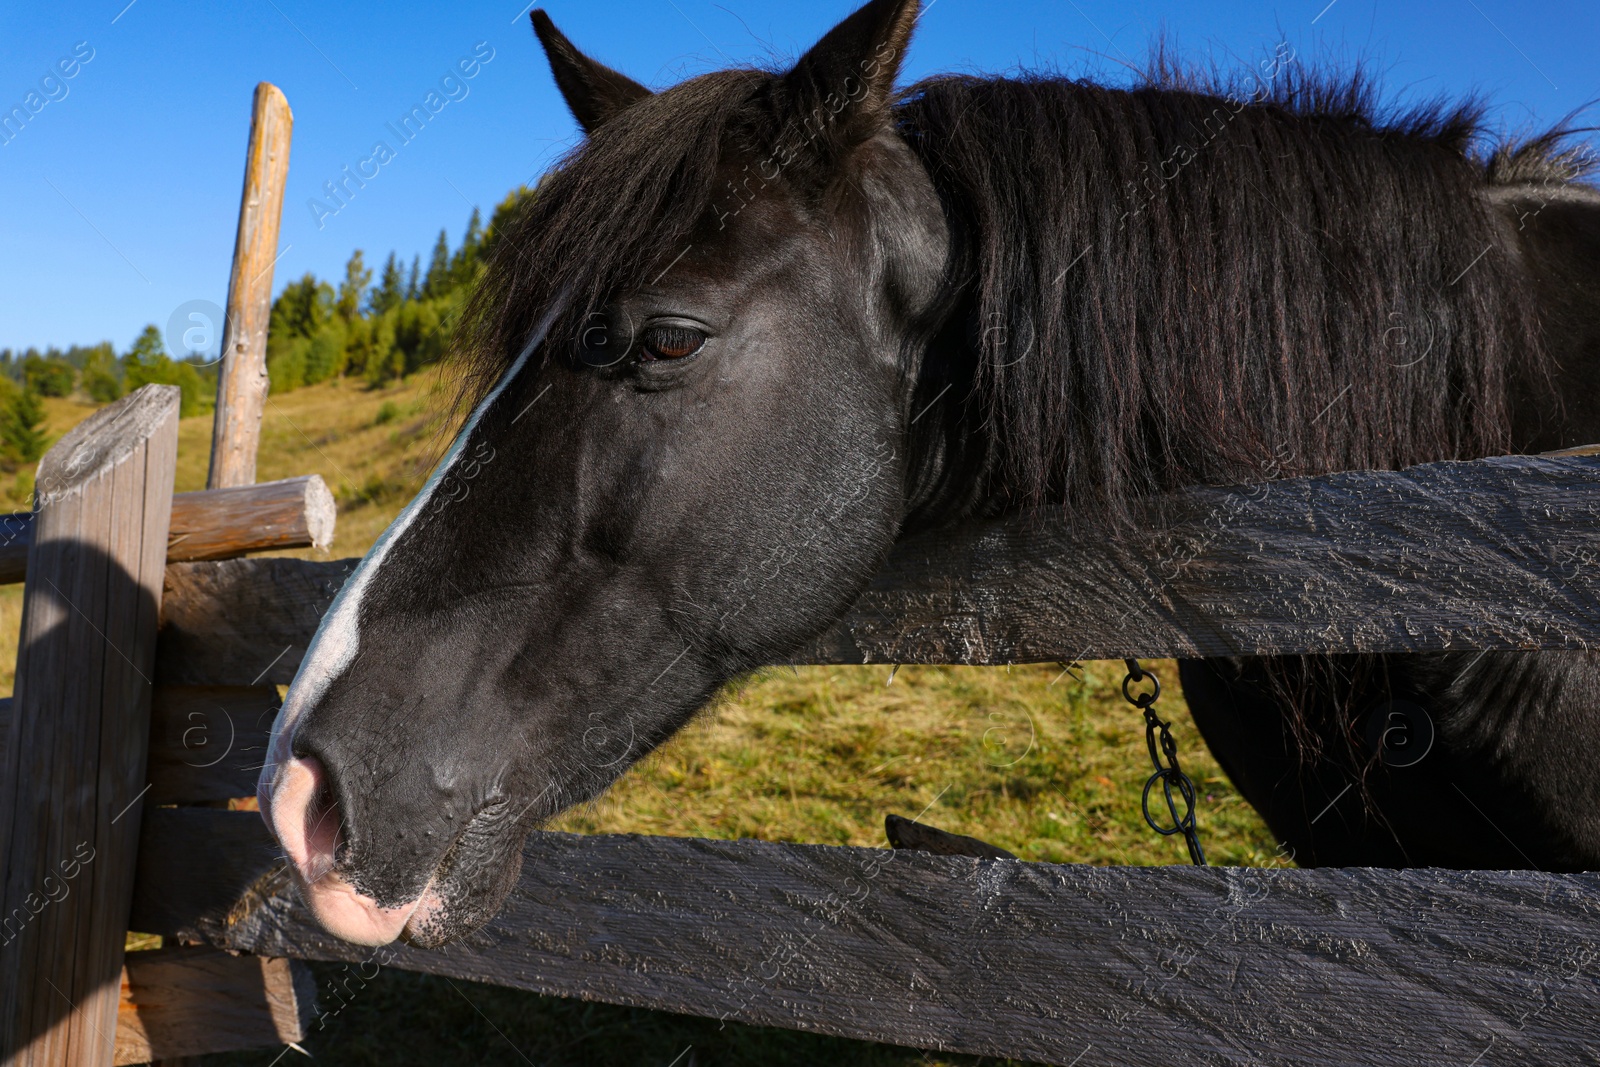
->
[[13, 378, 1284, 1066]]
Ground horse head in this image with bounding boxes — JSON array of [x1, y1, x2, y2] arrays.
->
[[256, 0, 953, 947]]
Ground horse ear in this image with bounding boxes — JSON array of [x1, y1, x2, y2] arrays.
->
[[782, 0, 919, 148], [531, 10, 653, 134]]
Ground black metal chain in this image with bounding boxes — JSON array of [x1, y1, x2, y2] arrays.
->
[[1121, 659, 1207, 866]]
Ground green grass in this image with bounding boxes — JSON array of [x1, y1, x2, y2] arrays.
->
[[550, 659, 1283, 868], [22, 378, 1284, 1065]]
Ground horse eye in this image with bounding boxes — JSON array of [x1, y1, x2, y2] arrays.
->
[[639, 325, 706, 361]]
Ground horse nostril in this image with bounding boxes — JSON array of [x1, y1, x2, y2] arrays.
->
[[270, 754, 345, 884], [302, 768, 343, 881]]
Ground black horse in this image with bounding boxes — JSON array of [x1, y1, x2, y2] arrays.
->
[[255, 0, 1600, 947]]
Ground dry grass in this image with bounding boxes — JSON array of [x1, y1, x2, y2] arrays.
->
[[174, 374, 453, 556]]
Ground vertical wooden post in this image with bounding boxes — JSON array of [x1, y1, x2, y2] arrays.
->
[[0, 386, 181, 1066], [208, 82, 293, 490]]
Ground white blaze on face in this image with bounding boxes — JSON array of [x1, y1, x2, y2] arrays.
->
[[256, 302, 566, 815]]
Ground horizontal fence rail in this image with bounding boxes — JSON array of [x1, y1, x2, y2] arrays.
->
[[156, 451, 1600, 686], [134, 810, 1600, 1067], [0, 474, 334, 584], [0, 687, 272, 809]]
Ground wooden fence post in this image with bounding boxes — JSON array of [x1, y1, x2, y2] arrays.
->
[[0, 385, 181, 1066], [208, 82, 292, 490]]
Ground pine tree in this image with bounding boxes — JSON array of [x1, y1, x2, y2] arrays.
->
[[270, 274, 337, 342], [82, 343, 122, 403], [124, 324, 208, 417], [407, 255, 421, 301], [0, 383, 48, 467], [336, 250, 372, 322], [23, 353, 75, 397], [451, 207, 484, 287], [370, 252, 404, 315], [482, 184, 538, 260], [422, 230, 451, 299], [124, 324, 166, 372]]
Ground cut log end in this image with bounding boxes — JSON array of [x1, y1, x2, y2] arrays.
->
[[163, 475, 338, 564], [302, 474, 336, 550]]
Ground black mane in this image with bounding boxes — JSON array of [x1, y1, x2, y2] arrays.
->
[[462, 52, 1595, 508], [900, 65, 1596, 512]]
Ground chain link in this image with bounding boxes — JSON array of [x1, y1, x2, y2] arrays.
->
[[1121, 658, 1207, 866]]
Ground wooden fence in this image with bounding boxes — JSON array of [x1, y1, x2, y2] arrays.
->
[[0, 387, 329, 1065]]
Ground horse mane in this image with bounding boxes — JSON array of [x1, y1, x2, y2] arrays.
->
[[897, 62, 1592, 513], [459, 48, 1596, 511]]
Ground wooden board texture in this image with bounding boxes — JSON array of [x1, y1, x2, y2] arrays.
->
[[0, 385, 180, 1066], [133, 809, 1600, 1067], [209, 81, 292, 490], [146, 685, 277, 805], [115, 946, 314, 1065], [0, 689, 272, 808], [157, 452, 1600, 685], [157, 556, 355, 686]]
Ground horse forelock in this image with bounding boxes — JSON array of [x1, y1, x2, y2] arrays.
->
[[452, 69, 774, 418]]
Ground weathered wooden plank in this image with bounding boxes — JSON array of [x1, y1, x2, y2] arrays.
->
[[0, 689, 273, 808], [798, 451, 1600, 663], [115, 947, 315, 1066], [156, 557, 355, 686], [884, 813, 1016, 859], [155, 452, 1600, 684], [209, 82, 292, 490], [146, 686, 277, 805], [0, 385, 180, 1066], [132, 809, 1600, 1067], [0, 475, 336, 583], [130, 811, 287, 944]]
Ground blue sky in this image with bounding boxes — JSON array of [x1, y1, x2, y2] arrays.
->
[[1, 0, 1594, 355]]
